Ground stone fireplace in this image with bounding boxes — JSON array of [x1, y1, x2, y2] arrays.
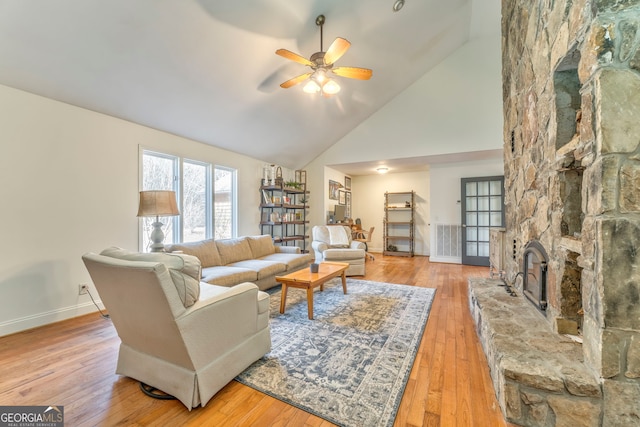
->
[[468, 1, 640, 426]]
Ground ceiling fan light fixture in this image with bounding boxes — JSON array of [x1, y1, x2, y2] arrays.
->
[[322, 79, 341, 95], [377, 166, 389, 174], [275, 14, 372, 95], [303, 80, 321, 94]]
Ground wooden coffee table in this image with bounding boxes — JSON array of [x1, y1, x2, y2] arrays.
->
[[276, 262, 349, 319]]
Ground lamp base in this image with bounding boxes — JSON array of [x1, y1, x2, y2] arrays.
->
[[149, 220, 166, 252]]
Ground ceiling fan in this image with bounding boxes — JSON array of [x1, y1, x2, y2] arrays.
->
[[276, 14, 372, 95]]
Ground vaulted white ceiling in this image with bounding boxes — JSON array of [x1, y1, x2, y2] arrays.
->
[[0, 0, 497, 169]]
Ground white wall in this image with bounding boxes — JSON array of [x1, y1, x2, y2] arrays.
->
[[304, 33, 503, 239], [352, 171, 430, 255], [429, 158, 504, 263], [307, 34, 503, 168], [0, 84, 267, 336], [0, 30, 504, 335]]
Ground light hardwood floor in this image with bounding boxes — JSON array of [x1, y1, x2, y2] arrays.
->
[[0, 256, 512, 426]]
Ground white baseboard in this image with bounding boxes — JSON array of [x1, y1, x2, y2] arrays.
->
[[429, 256, 462, 264], [0, 300, 105, 337]]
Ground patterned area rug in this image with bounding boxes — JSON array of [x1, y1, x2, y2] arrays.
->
[[235, 279, 436, 427]]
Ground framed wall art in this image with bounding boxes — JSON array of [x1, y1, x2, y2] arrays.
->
[[329, 180, 340, 200], [339, 190, 346, 205], [345, 176, 351, 190]]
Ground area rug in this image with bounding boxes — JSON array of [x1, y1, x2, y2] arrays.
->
[[235, 279, 436, 427]]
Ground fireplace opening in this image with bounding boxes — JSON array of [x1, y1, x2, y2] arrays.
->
[[523, 241, 549, 312]]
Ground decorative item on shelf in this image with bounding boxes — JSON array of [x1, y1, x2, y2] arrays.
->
[[270, 212, 281, 223], [284, 180, 302, 190], [405, 201, 411, 207], [270, 164, 276, 185], [300, 195, 308, 204], [295, 170, 307, 184], [262, 165, 271, 186], [387, 244, 398, 252], [137, 190, 180, 252], [275, 166, 283, 186], [261, 190, 271, 205]]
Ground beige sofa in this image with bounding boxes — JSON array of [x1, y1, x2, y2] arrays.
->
[[165, 235, 313, 291], [82, 248, 271, 409]]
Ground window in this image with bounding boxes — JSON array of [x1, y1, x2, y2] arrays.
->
[[214, 166, 235, 239], [140, 149, 236, 250], [183, 160, 211, 242], [141, 151, 179, 251]]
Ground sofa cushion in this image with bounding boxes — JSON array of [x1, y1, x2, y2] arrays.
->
[[323, 248, 366, 261], [165, 238, 221, 268], [201, 266, 257, 287], [260, 253, 313, 271], [246, 235, 276, 259], [100, 247, 201, 308], [228, 259, 286, 280], [216, 237, 252, 265]]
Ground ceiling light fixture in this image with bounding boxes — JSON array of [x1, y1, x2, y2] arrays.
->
[[303, 68, 341, 95], [276, 15, 371, 96], [393, 0, 405, 12], [376, 167, 389, 174]]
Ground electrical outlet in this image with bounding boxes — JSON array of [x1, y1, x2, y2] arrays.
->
[[78, 284, 89, 295]]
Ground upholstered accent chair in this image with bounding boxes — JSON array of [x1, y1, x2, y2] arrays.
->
[[311, 225, 366, 276], [82, 247, 271, 409]]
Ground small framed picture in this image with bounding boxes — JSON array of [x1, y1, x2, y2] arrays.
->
[[329, 180, 340, 200], [339, 190, 346, 205], [272, 196, 282, 204], [346, 192, 351, 217], [345, 176, 351, 190]]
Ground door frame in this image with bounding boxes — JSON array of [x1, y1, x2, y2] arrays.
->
[[461, 175, 505, 266]]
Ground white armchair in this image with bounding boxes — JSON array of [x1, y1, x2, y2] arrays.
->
[[312, 225, 366, 276], [82, 247, 271, 409]]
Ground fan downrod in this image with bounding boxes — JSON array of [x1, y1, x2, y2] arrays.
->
[[315, 15, 326, 52]]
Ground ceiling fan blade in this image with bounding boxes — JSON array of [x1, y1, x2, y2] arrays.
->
[[276, 49, 314, 67], [280, 72, 312, 88], [323, 37, 351, 65], [332, 66, 373, 80]]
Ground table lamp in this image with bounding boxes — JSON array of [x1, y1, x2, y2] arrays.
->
[[137, 190, 180, 252]]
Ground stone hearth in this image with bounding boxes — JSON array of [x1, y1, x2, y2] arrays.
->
[[468, 278, 601, 426]]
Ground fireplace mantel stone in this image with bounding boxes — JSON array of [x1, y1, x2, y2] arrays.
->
[[468, 277, 602, 426]]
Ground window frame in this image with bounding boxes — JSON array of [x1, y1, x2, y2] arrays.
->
[[139, 147, 237, 251]]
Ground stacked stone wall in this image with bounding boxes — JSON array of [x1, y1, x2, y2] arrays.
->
[[499, 0, 640, 424]]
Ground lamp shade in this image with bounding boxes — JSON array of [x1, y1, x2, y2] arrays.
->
[[137, 190, 180, 217]]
